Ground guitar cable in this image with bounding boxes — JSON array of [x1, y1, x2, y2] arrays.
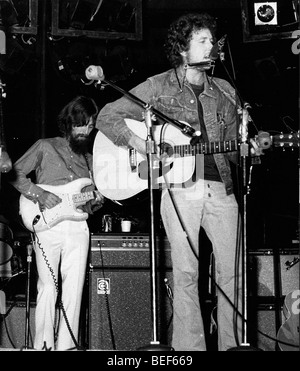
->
[[163, 278, 174, 334], [32, 220, 82, 351], [36, 205, 48, 227], [96, 243, 116, 350]]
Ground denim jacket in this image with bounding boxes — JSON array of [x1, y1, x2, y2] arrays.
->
[[96, 67, 240, 195]]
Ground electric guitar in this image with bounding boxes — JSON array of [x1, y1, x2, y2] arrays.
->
[[93, 119, 300, 201], [19, 178, 100, 232]]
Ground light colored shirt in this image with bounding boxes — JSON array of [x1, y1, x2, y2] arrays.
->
[[11, 137, 94, 201]]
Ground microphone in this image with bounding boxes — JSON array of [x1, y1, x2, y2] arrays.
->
[[85, 65, 105, 81], [257, 131, 271, 150], [187, 34, 227, 68], [209, 34, 227, 61]]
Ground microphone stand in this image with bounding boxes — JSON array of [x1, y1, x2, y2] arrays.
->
[[227, 103, 262, 352], [184, 53, 260, 349], [207, 47, 262, 351], [91, 77, 174, 351], [138, 107, 172, 351], [230, 108, 252, 349], [24, 240, 33, 349]]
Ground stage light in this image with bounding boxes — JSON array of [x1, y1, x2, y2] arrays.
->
[[254, 2, 278, 26]]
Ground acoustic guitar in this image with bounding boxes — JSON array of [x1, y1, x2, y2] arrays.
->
[[93, 118, 300, 201]]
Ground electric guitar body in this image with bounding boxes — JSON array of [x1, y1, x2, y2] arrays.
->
[[19, 177, 96, 232]]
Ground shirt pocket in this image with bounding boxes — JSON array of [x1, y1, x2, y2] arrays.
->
[[156, 96, 185, 116]]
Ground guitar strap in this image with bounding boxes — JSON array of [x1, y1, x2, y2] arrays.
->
[[84, 154, 103, 206]]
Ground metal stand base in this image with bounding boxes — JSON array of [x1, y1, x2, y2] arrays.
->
[[138, 342, 174, 351], [227, 344, 263, 351]]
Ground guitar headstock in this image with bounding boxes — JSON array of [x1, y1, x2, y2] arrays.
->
[[272, 131, 300, 149]]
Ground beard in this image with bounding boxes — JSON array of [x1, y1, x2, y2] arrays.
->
[[69, 134, 91, 155]]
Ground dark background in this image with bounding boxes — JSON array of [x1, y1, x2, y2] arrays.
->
[[0, 0, 299, 248], [0, 0, 298, 352]]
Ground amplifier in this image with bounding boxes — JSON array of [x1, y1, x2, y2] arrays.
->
[[0, 301, 36, 349], [247, 303, 284, 351], [248, 248, 299, 297], [88, 233, 173, 350], [90, 233, 171, 268]]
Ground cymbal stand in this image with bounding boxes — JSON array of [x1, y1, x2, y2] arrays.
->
[[24, 239, 34, 349]]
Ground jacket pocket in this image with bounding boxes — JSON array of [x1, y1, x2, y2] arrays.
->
[[156, 96, 185, 115]]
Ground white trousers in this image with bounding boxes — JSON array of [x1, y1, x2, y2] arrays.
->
[[33, 220, 89, 350], [161, 180, 243, 351]]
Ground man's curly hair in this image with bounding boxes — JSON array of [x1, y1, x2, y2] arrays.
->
[[164, 12, 217, 68]]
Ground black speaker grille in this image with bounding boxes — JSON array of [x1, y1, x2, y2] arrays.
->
[[88, 235, 173, 350]]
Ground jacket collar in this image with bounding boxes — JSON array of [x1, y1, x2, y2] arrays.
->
[[169, 67, 219, 99]]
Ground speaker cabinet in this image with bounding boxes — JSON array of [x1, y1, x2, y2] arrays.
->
[[247, 248, 299, 352], [88, 233, 173, 350], [247, 303, 285, 351], [0, 301, 36, 349], [248, 248, 299, 297]]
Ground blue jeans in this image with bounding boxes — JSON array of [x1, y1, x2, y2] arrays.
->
[[161, 180, 242, 351]]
